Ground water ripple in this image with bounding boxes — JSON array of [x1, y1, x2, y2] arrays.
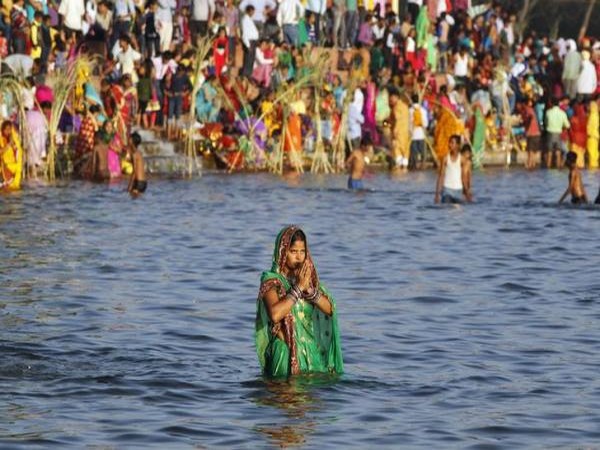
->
[[1, 171, 599, 448]]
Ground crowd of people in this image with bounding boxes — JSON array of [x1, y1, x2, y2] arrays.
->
[[0, 0, 600, 202]]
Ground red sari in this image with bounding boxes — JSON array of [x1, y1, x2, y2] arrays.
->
[[570, 104, 588, 168], [213, 36, 229, 77]]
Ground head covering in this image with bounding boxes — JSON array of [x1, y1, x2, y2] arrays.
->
[[269, 225, 318, 288]]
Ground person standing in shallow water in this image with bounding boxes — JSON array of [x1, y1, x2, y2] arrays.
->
[[256, 226, 343, 378], [126, 132, 147, 197], [345, 135, 373, 190], [559, 151, 588, 205], [435, 135, 473, 204]]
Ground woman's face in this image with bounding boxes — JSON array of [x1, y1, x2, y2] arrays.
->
[[285, 239, 306, 274], [1, 124, 11, 139]]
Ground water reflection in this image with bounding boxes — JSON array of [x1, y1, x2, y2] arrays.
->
[[253, 375, 339, 448]]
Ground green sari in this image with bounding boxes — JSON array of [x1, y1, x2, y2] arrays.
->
[[256, 226, 344, 378]]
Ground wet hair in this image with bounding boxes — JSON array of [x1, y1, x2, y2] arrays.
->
[[461, 144, 472, 160], [130, 131, 142, 147], [290, 229, 306, 246], [361, 135, 373, 147], [565, 151, 577, 167]]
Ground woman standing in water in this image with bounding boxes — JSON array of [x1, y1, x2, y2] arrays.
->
[[256, 226, 343, 378]]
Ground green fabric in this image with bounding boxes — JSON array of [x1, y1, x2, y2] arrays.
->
[[426, 33, 437, 70], [369, 47, 384, 75], [416, 6, 429, 49], [472, 107, 486, 169], [298, 18, 308, 46], [255, 226, 344, 378], [278, 51, 292, 68], [375, 89, 390, 123], [137, 77, 152, 101]]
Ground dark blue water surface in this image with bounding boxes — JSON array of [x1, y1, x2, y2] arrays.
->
[[1, 169, 600, 449]]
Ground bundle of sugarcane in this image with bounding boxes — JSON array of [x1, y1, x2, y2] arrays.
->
[[44, 56, 92, 181], [332, 71, 361, 172], [493, 66, 521, 159], [184, 36, 214, 177], [305, 51, 334, 174], [310, 86, 333, 174]]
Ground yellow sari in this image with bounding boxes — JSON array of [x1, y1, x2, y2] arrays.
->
[[434, 108, 465, 160], [1, 128, 23, 190], [587, 102, 599, 169], [392, 100, 410, 162]]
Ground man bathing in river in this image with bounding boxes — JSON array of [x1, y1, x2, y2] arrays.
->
[[345, 136, 373, 190], [559, 151, 588, 205]]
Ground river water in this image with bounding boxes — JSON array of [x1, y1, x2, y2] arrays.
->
[[1, 169, 600, 449]]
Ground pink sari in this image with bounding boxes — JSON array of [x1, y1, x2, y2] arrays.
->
[[107, 134, 123, 178], [363, 81, 379, 144]]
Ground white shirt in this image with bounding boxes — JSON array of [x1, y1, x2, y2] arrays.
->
[[241, 13, 259, 48], [372, 23, 385, 40], [454, 53, 469, 77], [255, 47, 273, 67], [504, 23, 514, 47], [577, 59, 597, 95], [348, 102, 364, 140], [152, 55, 178, 80], [276, 0, 304, 26], [409, 104, 428, 140], [306, 0, 325, 14], [238, 0, 275, 22], [444, 154, 463, 190], [113, 45, 142, 82], [436, 0, 447, 17], [59, 0, 85, 30], [157, 0, 176, 24], [192, 0, 215, 21], [510, 61, 527, 79]]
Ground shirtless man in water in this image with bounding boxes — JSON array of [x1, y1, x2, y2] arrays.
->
[[127, 132, 147, 197], [559, 151, 588, 204], [345, 136, 373, 190]]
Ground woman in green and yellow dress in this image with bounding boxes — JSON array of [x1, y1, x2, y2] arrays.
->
[[256, 226, 343, 378]]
